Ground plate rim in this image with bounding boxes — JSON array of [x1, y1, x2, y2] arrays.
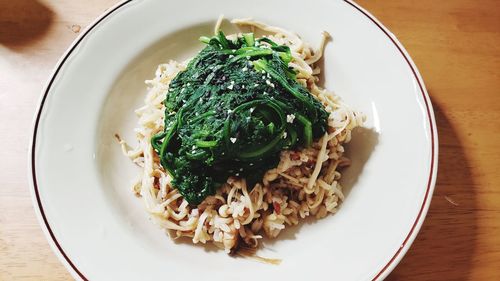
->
[[28, 1, 439, 280]]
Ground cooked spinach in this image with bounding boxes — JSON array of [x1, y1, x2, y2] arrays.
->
[[152, 31, 328, 205]]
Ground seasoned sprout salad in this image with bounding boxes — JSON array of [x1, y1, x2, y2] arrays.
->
[[120, 18, 364, 253]]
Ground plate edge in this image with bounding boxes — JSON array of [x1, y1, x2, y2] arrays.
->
[[28, 1, 134, 280], [344, 1, 439, 280]]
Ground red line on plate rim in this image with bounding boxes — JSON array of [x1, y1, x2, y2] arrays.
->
[[30, 1, 133, 280], [29, 1, 437, 280], [342, 1, 436, 280]]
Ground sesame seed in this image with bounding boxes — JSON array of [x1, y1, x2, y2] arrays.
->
[[282, 132, 287, 139], [227, 84, 234, 90], [286, 114, 296, 123], [230, 137, 237, 143]]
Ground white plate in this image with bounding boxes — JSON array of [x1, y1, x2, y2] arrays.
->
[[29, 0, 438, 280]]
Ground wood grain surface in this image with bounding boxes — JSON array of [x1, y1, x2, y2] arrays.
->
[[1, 0, 498, 280]]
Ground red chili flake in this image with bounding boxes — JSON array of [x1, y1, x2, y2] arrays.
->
[[153, 177, 160, 190], [273, 202, 281, 215]]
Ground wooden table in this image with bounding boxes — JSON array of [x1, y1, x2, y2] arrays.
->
[[1, 0, 498, 280]]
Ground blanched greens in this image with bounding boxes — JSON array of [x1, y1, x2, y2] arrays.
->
[[152, 31, 328, 205]]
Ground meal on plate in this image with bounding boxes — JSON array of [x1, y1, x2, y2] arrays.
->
[[118, 17, 364, 254]]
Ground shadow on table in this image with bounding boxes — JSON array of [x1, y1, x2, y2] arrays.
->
[[386, 97, 477, 280], [0, 0, 54, 49]]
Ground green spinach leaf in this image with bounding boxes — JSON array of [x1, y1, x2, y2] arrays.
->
[[152, 31, 328, 205]]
